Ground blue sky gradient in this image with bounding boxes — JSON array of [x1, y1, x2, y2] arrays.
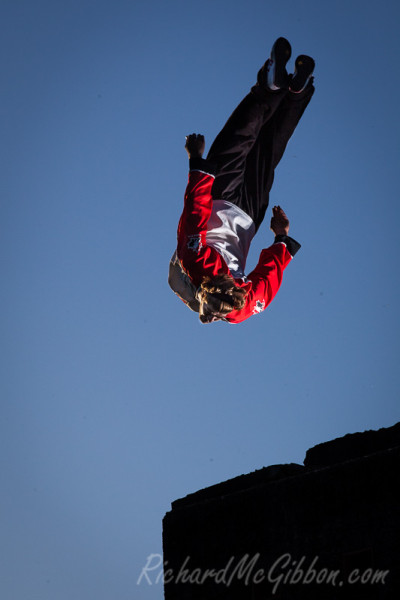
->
[[1, 1, 400, 598]]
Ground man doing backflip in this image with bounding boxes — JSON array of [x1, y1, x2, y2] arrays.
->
[[169, 38, 315, 324]]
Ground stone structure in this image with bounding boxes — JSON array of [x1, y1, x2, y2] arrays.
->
[[163, 423, 400, 599]]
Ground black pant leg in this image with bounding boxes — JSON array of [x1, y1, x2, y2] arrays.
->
[[206, 86, 287, 206], [271, 83, 315, 171], [242, 84, 315, 230]]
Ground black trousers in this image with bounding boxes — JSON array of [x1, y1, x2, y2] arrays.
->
[[207, 82, 314, 231]]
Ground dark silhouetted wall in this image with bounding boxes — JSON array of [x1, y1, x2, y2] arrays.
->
[[163, 423, 400, 599]]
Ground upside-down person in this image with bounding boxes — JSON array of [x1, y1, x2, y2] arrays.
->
[[168, 38, 315, 324]]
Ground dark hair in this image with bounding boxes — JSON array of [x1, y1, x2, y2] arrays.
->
[[198, 274, 247, 322]]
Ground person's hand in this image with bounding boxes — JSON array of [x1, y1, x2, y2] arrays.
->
[[185, 133, 205, 158], [270, 205, 290, 236]]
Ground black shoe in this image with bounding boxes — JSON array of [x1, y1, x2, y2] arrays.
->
[[258, 37, 292, 91], [290, 55, 315, 93]]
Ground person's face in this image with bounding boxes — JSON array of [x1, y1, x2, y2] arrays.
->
[[199, 299, 224, 323]]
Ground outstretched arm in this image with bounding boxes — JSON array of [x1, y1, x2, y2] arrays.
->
[[178, 133, 215, 237], [225, 207, 301, 323], [177, 134, 228, 286]]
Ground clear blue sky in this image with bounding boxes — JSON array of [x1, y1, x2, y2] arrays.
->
[[1, 1, 399, 598]]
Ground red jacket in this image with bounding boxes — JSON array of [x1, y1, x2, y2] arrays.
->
[[176, 160, 301, 324]]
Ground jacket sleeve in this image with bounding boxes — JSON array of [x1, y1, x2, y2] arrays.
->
[[225, 236, 301, 323], [177, 158, 216, 240], [177, 158, 230, 287]]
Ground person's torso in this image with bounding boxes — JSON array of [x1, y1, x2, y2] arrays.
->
[[170, 199, 255, 312]]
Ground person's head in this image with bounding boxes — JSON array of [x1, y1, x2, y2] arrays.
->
[[197, 274, 247, 323]]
